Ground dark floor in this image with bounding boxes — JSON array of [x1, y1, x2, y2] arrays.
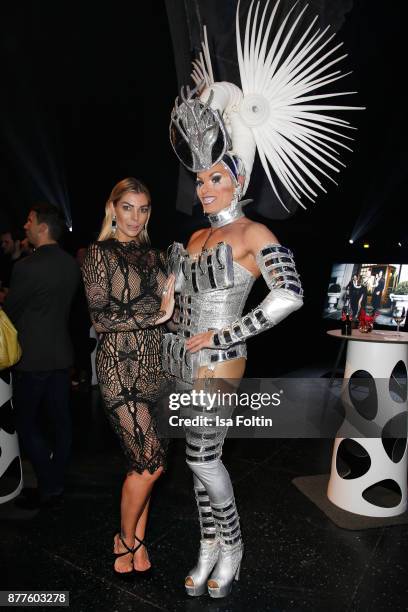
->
[[1, 384, 408, 612]]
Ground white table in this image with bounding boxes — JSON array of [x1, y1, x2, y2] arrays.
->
[[0, 372, 23, 504], [327, 329, 408, 517]]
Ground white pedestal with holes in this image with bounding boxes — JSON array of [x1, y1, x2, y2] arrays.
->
[[327, 330, 408, 517], [0, 372, 23, 504]]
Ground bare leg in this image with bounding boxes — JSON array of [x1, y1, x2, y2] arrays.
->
[[134, 496, 151, 570], [197, 357, 246, 381], [114, 467, 163, 573]]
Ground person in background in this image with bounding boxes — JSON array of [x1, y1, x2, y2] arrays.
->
[[4, 203, 80, 510], [1, 228, 24, 263], [0, 229, 26, 303], [347, 274, 363, 319], [372, 270, 385, 311], [20, 236, 34, 256]]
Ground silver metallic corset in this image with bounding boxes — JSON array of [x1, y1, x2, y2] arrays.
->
[[163, 242, 255, 383]]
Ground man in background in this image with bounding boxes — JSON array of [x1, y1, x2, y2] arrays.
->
[[0, 229, 26, 303], [4, 203, 80, 510]]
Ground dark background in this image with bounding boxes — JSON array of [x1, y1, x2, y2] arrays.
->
[[0, 0, 406, 373]]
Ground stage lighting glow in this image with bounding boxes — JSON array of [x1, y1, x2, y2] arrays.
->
[[363, 243, 370, 249], [349, 239, 354, 244], [68, 226, 73, 232], [398, 242, 402, 247]]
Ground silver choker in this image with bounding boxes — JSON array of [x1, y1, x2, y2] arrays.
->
[[206, 199, 251, 228]]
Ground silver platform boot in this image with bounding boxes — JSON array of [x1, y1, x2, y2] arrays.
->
[[185, 480, 220, 596], [207, 496, 243, 598]]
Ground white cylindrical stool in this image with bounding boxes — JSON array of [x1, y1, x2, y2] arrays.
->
[[0, 370, 23, 503], [327, 329, 408, 517]]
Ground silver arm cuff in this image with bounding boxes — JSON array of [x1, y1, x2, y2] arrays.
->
[[213, 244, 303, 348]]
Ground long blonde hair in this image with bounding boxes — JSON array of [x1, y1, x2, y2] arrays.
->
[[98, 177, 151, 244]]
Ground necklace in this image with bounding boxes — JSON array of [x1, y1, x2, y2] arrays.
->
[[201, 198, 252, 252], [205, 198, 252, 229]]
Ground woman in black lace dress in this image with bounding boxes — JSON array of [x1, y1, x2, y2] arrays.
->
[[82, 178, 174, 576]]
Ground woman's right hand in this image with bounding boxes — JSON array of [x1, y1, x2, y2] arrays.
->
[[157, 274, 175, 324]]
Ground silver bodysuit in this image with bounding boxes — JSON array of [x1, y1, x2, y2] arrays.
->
[[163, 234, 303, 383], [163, 241, 255, 383]]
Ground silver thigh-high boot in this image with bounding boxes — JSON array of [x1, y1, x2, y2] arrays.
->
[[207, 496, 243, 598], [185, 420, 243, 597], [184, 424, 227, 596], [184, 474, 220, 596]]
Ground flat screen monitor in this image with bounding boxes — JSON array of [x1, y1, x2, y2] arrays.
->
[[323, 263, 408, 327]]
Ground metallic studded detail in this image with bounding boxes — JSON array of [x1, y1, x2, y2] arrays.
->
[[168, 242, 234, 295], [186, 483, 221, 596], [191, 261, 199, 293], [215, 244, 225, 269], [261, 245, 291, 257], [211, 243, 303, 348], [185, 419, 227, 466], [256, 243, 303, 295], [195, 485, 217, 540], [233, 324, 244, 338], [223, 330, 232, 344], [162, 333, 198, 383], [211, 496, 242, 547], [207, 255, 217, 289], [191, 433, 217, 442], [186, 453, 219, 463], [243, 317, 256, 334], [189, 431, 218, 440], [254, 310, 267, 325], [179, 303, 192, 327], [209, 347, 242, 363], [288, 283, 303, 294], [186, 485, 219, 595], [187, 442, 221, 453]]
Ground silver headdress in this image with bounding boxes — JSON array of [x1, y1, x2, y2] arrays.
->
[[170, 87, 231, 172], [170, 0, 364, 210]]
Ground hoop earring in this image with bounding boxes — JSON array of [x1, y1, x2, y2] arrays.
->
[[111, 215, 117, 234]]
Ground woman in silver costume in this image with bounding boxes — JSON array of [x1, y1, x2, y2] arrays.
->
[[164, 0, 360, 597], [164, 153, 303, 598]]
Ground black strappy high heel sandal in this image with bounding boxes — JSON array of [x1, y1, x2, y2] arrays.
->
[[113, 534, 136, 580], [133, 535, 152, 576]]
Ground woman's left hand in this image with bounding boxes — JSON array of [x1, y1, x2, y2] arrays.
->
[[156, 274, 176, 324], [185, 330, 215, 353]]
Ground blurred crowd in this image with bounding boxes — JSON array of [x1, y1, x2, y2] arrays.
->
[[0, 204, 96, 510], [0, 216, 94, 390]]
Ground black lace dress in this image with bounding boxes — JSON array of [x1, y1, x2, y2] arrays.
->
[[82, 239, 170, 474]]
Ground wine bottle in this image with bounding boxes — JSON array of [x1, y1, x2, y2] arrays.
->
[[341, 313, 352, 336]]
